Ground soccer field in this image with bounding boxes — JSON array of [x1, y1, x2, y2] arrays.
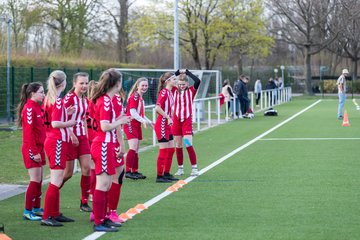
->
[[1, 97, 360, 240]]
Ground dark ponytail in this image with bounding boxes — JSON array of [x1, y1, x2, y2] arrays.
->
[[91, 69, 122, 103], [16, 82, 43, 127]]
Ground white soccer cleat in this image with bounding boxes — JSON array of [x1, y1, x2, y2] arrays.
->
[[190, 168, 199, 176], [174, 167, 184, 176]]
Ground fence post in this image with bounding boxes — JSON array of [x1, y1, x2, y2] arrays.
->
[[30, 67, 34, 82], [11, 66, 15, 121]]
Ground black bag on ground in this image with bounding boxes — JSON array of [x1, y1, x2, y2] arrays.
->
[[264, 109, 278, 116]]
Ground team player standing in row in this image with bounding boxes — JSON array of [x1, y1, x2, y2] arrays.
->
[[124, 77, 153, 180], [172, 69, 200, 177], [62, 72, 92, 212], [17, 82, 46, 221]]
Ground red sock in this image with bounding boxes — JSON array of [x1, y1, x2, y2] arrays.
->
[[126, 149, 136, 173], [33, 181, 42, 208], [164, 148, 175, 173], [42, 184, 60, 220], [80, 175, 91, 204], [186, 146, 197, 165], [134, 152, 139, 172], [176, 147, 184, 166], [93, 189, 107, 225], [157, 149, 167, 176], [25, 181, 38, 211], [90, 169, 96, 195], [107, 183, 121, 211]]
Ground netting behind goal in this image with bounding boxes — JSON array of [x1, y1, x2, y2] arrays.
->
[[118, 68, 222, 106]]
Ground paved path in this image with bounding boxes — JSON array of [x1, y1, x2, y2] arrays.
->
[[0, 184, 27, 201]]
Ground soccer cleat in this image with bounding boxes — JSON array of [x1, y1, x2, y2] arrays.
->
[[104, 219, 122, 228], [156, 176, 172, 183], [41, 217, 63, 227], [133, 172, 147, 179], [190, 168, 199, 176], [55, 213, 75, 222], [80, 202, 93, 212], [32, 207, 44, 217], [23, 209, 42, 221], [89, 212, 94, 222], [125, 172, 139, 180], [93, 223, 118, 232], [174, 167, 184, 176], [338, 116, 343, 120], [108, 210, 124, 223], [163, 173, 179, 181]]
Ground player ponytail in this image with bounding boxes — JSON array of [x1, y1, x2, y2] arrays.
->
[[44, 70, 67, 107], [157, 72, 174, 96], [91, 69, 122, 104], [16, 82, 43, 127], [127, 77, 148, 101]]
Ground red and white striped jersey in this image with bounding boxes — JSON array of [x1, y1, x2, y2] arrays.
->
[[172, 86, 197, 122], [112, 94, 124, 118], [63, 92, 88, 136], [22, 99, 46, 155], [126, 92, 144, 126], [93, 94, 117, 143], [156, 88, 174, 120], [44, 97, 70, 142]]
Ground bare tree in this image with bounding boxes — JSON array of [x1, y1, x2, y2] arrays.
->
[[327, 0, 360, 81], [268, 0, 341, 95], [102, 0, 131, 63]]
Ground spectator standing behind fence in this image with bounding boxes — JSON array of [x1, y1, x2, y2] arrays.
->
[[265, 78, 277, 106], [233, 75, 244, 117], [254, 79, 262, 107], [238, 76, 250, 118], [221, 79, 234, 117], [337, 69, 349, 120], [17, 82, 46, 221]]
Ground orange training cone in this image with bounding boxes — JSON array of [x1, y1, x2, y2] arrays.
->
[[342, 111, 350, 126]]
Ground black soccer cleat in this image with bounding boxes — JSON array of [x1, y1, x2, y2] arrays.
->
[[55, 213, 75, 222], [133, 172, 147, 179], [163, 173, 179, 181], [80, 202, 93, 212], [93, 223, 118, 232], [125, 172, 139, 180], [104, 219, 122, 228], [156, 176, 172, 183], [41, 217, 63, 227]]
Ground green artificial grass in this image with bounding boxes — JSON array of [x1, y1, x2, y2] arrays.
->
[[1, 97, 360, 239]]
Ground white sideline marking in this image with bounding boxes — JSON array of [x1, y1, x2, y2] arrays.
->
[[83, 100, 321, 240], [261, 137, 360, 141]]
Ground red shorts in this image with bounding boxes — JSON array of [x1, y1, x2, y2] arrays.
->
[[172, 117, 193, 136], [114, 142, 125, 167], [22, 144, 46, 169], [91, 141, 116, 175], [67, 135, 91, 161], [44, 138, 68, 169], [124, 123, 142, 140], [155, 118, 173, 142]]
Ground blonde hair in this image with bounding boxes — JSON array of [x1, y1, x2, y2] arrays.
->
[[44, 70, 66, 106], [127, 77, 148, 101], [87, 80, 98, 99]]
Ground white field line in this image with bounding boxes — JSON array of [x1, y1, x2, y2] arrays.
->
[[83, 99, 322, 240], [261, 138, 360, 141]]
